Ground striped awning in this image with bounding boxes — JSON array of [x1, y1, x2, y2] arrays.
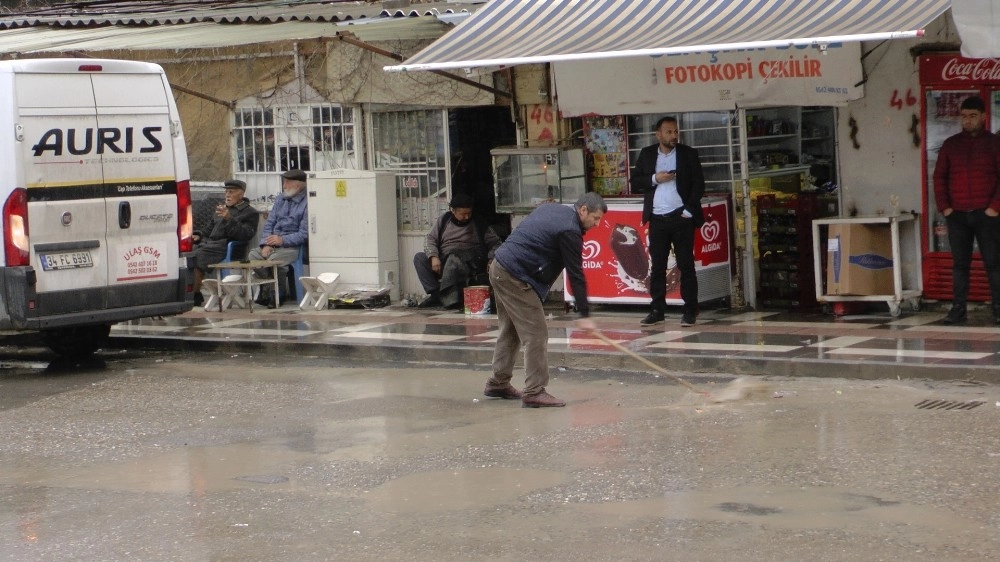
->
[[385, 0, 951, 72]]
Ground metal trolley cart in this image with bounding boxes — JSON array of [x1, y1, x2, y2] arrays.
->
[[811, 214, 922, 317]]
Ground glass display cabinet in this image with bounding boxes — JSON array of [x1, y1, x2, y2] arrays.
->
[[491, 147, 586, 212]]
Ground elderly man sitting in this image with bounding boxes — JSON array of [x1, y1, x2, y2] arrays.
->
[[413, 193, 498, 309], [189, 179, 259, 307]]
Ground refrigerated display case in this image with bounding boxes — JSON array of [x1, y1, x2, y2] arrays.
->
[[491, 147, 586, 212], [306, 169, 399, 301], [564, 197, 732, 306], [919, 54, 997, 302]]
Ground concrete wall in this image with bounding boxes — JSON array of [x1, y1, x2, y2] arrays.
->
[[836, 12, 961, 293], [838, 13, 961, 217]]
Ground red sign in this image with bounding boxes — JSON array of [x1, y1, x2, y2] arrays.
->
[[920, 55, 1000, 86], [566, 199, 730, 304]]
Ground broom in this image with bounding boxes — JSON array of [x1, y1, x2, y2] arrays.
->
[[588, 329, 764, 403]]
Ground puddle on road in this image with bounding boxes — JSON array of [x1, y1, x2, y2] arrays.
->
[[574, 484, 990, 545], [5, 442, 310, 494], [366, 467, 567, 513]]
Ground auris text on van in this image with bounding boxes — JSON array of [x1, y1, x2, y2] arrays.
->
[[31, 126, 164, 156]]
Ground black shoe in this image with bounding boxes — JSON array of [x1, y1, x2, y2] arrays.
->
[[943, 306, 966, 324], [192, 292, 204, 307], [639, 311, 664, 326], [681, 312, 696, 327], [417, 293, 441, 308]]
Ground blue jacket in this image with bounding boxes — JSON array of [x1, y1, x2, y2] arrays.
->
[[495, 203, 590, 316], [260, 189, 308, 248]]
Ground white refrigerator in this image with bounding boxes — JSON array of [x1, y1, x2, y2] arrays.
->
[[307, 169, 399, 301]]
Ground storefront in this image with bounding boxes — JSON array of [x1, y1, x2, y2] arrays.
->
[[387, 0, 951, 308]]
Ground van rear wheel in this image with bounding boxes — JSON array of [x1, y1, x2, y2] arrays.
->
[[42, 324, 112, 358]]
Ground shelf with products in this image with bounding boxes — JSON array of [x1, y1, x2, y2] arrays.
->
[[746, 106, 837, 188], [625, 111, 739, 195]]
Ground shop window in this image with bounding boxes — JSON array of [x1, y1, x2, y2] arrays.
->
[[626, 112, 740, 195], [233, 104, 356, 173], [371, 109, 449, 231]]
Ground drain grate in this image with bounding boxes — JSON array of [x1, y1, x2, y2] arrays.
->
[[914, 399, 985, 410]]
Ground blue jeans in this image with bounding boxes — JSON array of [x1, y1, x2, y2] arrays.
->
[[946, 209, 1000, 310]]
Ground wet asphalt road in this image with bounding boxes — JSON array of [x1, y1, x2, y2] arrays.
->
[[1, 346, 999, 561]]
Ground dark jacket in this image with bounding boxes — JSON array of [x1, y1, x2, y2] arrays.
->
[[933, 130, 1000, 213], [494, 203, 591, 316], [198, 198, 258, 248], [630, 142, 706, 227]]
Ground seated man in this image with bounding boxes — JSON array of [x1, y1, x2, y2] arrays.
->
[[248, 169, 309, 308], [413, 193, 497, 309], [190, 179, 259, 307]]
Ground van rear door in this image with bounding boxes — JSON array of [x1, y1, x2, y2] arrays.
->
[[92, 71, 181, 307], [17, 71, 110, 313], [18, 62, 181, 315]]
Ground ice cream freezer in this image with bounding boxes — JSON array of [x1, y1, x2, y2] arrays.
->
[[565, 197, 733, 306], [306, 169, 399, 301]]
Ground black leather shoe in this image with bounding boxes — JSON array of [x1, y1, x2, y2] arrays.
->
[[639, 311, 664, 326], [943, 306, 966, 324], [192, 292, 204, 307]]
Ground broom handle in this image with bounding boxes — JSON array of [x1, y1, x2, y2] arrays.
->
[[589, 329, 707, 395]]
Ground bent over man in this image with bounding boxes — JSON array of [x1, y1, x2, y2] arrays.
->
[[483, 192, 606, 408]]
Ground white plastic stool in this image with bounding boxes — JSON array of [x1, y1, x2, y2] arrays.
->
[[298, 272, 340, 310], [219, 273, 248, 309], [201, 279, 221, 311]]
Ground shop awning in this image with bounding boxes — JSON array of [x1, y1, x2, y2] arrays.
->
[[385, 0, 951, 72]]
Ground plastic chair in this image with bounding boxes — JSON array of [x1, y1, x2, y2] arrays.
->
[[222, 240, 248, 277], [298, 272, 340, 310], [286, 245, 307, 302]]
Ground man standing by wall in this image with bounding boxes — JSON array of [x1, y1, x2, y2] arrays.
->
[[933, 95, 1000, 324], [632, 116, 706, 328], [249, 169, 309, 308], [482, 192, 606, 408]]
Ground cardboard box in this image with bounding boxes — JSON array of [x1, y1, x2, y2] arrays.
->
[[826, 224, 894, 295]]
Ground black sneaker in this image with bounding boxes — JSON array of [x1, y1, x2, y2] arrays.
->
[[192, 292, 204, 307], [680, 312, 696, 327], [639, 311, 664, 326], [943, 306, 966, 324]]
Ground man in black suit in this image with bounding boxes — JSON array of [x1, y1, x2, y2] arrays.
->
[[631, 116, 706, 327]]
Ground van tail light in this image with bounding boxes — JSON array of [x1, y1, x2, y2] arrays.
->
[[3, 188, 29, 267], [176, 179, 193, 253]]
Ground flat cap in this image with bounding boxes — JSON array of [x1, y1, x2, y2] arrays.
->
[[223, 179, 246, 191], [281, 169, 307, 181]]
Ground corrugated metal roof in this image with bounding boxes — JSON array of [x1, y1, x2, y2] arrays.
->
[[0, 0, 482, 28], [0, 1, 481, 55]]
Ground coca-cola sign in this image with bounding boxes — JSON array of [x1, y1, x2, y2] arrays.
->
[[921, 54, 1000, 85]]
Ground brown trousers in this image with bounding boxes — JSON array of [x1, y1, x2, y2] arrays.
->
[[487, 261, 550, 397]]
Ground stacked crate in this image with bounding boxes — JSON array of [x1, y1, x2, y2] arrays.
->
[[756, 193, 822, 309]]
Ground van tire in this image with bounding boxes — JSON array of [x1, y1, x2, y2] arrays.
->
[[42, 324, 112, 358]]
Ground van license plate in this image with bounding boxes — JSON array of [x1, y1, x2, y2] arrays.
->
[[40, 251, 94, 271]]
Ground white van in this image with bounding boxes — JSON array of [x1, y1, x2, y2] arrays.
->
[[0, 58, 194, 356]]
